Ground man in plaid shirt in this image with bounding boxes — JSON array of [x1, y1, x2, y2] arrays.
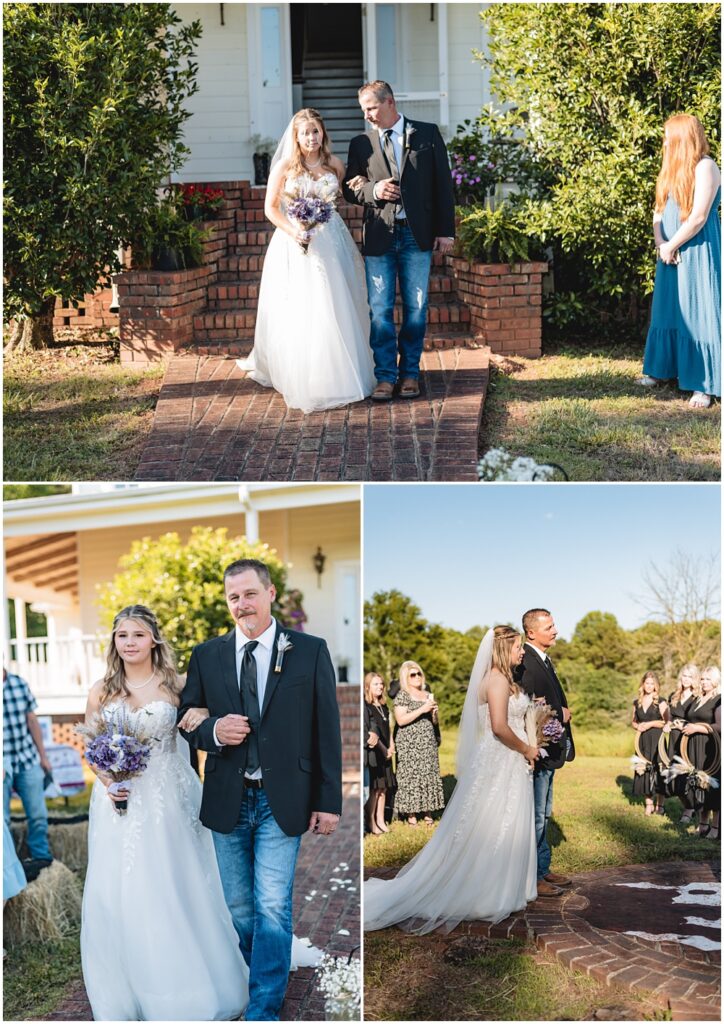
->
[[3, 669, 53, 862]]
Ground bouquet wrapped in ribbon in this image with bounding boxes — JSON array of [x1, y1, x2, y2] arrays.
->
[[76, 706, 155, 815], [284, 174, 337, 253], [524, 698, 565, 763]]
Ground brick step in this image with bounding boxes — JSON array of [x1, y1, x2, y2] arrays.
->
[[194, 301, 469, 337], [208, 273, 457, 309], [217, 252, 456, 285], [188, 329, 479, 360]]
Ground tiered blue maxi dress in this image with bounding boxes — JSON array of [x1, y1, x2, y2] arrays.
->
[[643, 164, 721, 398]]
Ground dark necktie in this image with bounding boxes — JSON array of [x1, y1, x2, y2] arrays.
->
[[240, 640, 260, 773], [382, 129, 401, 214]]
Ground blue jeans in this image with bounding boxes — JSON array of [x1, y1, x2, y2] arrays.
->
[[365, 225, 433, 383], [3, 762, 52, 861], [532, 766, 555, 880], [212, 788, 301, 1021]]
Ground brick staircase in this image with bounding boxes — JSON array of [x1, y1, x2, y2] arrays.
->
[[189, 185, 477, 357]]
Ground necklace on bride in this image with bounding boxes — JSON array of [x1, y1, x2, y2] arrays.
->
[[124, 670, 156, 690], [304, 155, 323, 170]]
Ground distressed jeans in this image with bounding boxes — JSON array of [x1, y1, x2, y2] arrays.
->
[[532, 765, 555, 880], [212, 788, 301, 1021], [365, 224, 433, 383], [4, 762, 52, 861]]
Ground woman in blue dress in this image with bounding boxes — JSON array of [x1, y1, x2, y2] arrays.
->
[[640, 114, 721, 408]]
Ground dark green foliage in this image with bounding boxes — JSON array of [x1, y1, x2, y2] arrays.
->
[[474, 2, 721, 336], [4, 3, 202, 343]]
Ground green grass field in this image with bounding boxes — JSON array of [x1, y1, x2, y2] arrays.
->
[[480, 342, 720, 481], [364, 729, 715, 1020]]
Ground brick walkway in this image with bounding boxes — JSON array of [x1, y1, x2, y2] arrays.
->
[[366, 859, 720, 1021], [43, 783, 360, 1022], [133, 346, 489, 483]]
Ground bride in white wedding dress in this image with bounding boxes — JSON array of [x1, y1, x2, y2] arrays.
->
[[80, 606, 318, 1022], [238, 108, 375, 413], [364, 626, 539, 934]]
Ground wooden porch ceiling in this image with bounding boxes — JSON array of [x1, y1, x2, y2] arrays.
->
[[5, 532, 79, 598]]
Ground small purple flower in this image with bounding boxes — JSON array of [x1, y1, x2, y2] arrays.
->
[[475, 177, 481, 183], [469, 155, 476, 162], [542, 718, 565, 742]]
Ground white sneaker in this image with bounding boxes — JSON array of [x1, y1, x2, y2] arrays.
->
[[689, 391, 712, 408], [636, 374, 660, 387]]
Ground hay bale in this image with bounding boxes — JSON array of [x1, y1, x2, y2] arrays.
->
[[10, 817, 89, 873], [4, 860, 82, 944]]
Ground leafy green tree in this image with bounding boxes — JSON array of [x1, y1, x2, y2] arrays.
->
[[475, 2, 720, 334], [3, 484, 72, 501], [4, 3, 202, 351], [97, 528, 305, 672], [566, 611, 632, 672]]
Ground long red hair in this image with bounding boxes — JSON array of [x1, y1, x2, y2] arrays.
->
[[655, 114, 710, 218]]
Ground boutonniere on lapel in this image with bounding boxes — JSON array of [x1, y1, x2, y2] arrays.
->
[[274, 633, 294, 673], [404, 123, 415, 153]]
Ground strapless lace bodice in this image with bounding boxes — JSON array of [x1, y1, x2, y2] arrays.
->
[[284, 170, 339, 198], [478, 690, 530, 733], [103, 700, 178, 756]]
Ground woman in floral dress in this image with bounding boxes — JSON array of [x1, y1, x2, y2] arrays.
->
[[393, 661, 444, 826]]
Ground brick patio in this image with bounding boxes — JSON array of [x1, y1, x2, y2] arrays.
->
[[133, 345, 489, 482], [365, 859, 720, 1021], [43, 783, 360, 1022]]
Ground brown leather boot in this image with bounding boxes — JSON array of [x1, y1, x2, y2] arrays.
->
[[544, 871, 572, 886], [536, 879, 563, 897]]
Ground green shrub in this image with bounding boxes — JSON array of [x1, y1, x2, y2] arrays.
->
[[456, 198, 533, 265]]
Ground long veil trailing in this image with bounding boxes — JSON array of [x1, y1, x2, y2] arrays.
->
[[455, 628, 494, 782]]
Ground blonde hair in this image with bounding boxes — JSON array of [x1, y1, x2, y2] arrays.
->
[[637, 670, 661, 704], [699, 665, 721, 698], [493, 625, 523, 695], [655, 114, 710, 219], [286, 108, 336, 181], [364, 671, 386, 704], [671, 662, 701, 705], [100, 605, 180, 707], [399, 661, 426, 694]]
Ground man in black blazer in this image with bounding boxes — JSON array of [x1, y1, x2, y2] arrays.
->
[[516, 608, 575, 897], [179, 558, 342, 1022], [343, 80, 456, 401]]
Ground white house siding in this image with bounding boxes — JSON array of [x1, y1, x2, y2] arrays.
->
[[174, 3, 251, 183], [74, 504, 359, 664], [448, 3, 490, 136]]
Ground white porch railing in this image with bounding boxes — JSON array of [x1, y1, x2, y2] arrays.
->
[[8, 635, 106, 702]]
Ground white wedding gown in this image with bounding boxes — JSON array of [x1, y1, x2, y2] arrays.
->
[[364, 691, 537, 933], [81, 701, 320, 1021], [238, 171, 376, 413]]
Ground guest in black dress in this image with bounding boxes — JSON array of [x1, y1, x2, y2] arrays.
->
[[662, 663, 700, 822], [631, 671, 669, 815], [682, 666, 721, 839], [364, 672, 396, 835]]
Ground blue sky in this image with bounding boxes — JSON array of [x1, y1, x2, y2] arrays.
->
[[363, 484, 721, 639]]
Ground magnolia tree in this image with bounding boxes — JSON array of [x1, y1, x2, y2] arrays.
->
[[3, 3, 202, 352], [473, 2, 720, 334], [97, 528, 307, 672]]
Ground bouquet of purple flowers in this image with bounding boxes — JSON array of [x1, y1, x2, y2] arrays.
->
[[524, 699, 565, 763], [284, 175, 337, 254], [76, 707, 154, 815]]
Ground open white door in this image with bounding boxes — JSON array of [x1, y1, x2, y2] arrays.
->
[[247, 3, 293, 142]]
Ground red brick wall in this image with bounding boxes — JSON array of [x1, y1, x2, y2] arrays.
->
[[450, 258, 547, 358]]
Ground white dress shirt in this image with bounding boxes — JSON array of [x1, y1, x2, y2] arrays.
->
[[374, 113, 407, 218], [212, 618, 277, 780], [526, 641, 551, 666]]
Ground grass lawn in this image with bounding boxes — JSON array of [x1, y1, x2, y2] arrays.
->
[[364, 732, 715, 1020], [480, 340, 720, 481], [4, 932, 81, 1021], [3, 343, 164, 481]]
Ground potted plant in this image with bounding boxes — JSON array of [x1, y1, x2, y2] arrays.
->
[[176, 183, 225, 221], [249, 135, 277, 186], [135, 191, 209, 271]]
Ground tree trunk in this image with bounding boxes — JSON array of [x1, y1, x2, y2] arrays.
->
[[4, 298, 56, 354]]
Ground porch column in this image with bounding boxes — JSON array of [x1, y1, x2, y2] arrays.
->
[[14, 597, 28, 674], [238, 486, 260, 543], [437, 2, 449, 132], [363, 3, 377, 82]]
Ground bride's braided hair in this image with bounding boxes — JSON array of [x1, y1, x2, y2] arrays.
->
[[100, 605, 180, 707], [492, 625, 523, 695], [287, 108, 336, 180]]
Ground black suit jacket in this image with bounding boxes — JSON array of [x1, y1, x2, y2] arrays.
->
[[179, 621, 342, 836], [516, 645, 575, 770], [343, 118, 456, 255]]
